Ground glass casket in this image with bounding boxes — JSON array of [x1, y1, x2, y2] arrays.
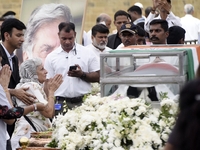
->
[[100, 48, 194, 101]]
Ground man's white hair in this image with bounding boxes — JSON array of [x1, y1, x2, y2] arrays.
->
[[184, 4, 194, 14], [22, 3, 73, 58]]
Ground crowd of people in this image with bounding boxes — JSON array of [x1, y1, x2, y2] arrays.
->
[[0, 0, 200, 150]]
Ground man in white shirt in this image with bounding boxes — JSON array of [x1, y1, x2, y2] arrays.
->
[[149, 19, 180, 95], [44, 22, 100, 113], [128, 5, 145, 25], [134, 2, 146, 20], [145, 0, 181, 32], [181, 4, 200, 43], [84, 13, 112, 46], [86, 24, 113, 96], [148, 19, 178, 66], [149, 19, 169, 45], [86, 24, 111, 59], [117, 23, 146, 48]]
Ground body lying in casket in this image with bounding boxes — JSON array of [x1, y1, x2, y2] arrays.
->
[[108, 58, 180, 101]]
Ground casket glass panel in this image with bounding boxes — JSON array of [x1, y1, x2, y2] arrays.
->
[[100, 49, 190, 99]]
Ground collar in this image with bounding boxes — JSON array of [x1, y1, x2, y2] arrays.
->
[[185, 14, 193, 17], [1, 43, 15, 59], [157, 12, 171, 20], [133, 17, 145, 24], [92, 43, 105, 52], [57, 44, 76, 54]]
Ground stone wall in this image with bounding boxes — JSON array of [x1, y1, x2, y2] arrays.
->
[[0, 0, 199, 32], [83, 0, 200, 32], [0, 0, 21, 19]]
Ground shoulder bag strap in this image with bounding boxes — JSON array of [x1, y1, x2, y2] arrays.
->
[[24, 115, 37, 132]]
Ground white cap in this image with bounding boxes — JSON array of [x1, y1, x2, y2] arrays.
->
[[99, 21, 106, 25], [134, 2, 144, 9]]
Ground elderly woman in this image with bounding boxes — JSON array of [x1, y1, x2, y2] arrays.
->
[[11, 58, 63, 149], [0, 64, 46, 150], [0, 50, 50, 150]]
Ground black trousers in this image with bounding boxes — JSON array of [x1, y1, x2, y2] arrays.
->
[[6, 139, 12, 150], [6, 123, 15, 150], [127, 86, 159, 101], [55, 96, 83, 116]]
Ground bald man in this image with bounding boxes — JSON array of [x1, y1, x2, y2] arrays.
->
[[181, 4, 200, 43], [83, 13, 112, 46]]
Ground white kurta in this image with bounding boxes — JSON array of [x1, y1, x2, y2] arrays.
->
[[181, 14, 200, 41]]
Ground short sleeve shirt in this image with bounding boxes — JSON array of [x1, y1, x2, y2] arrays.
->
[[44, 43, 100, 97]]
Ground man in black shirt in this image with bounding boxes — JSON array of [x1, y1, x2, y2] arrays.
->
[[107, 10, 130, 49]]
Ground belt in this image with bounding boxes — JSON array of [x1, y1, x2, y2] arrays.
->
[[56, 96, 83, 103]]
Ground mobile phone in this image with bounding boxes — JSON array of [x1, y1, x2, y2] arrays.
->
[[69, 65, 77, 71]]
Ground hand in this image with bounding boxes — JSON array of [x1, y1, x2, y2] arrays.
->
[[68, 64, 83, 78], [105, 65, 115, 73], [36, 103, 46, 111], [0, 65, 11, 89], [159, 0, 171, 13], [152, 0, 161, 10], [47, 74, 63, 93], [14, 87, 36, 105]]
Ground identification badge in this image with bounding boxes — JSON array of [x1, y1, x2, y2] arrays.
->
[[55, 104, 61, 110]]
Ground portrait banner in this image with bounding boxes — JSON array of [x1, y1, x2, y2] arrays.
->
[[18, 0, 87, 64]]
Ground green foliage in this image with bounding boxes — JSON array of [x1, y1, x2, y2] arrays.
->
[[159, 92, 169, 100], [83, 94, 90, 102], [47, 138, 58, 148]]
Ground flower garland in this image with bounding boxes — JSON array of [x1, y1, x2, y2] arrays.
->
[[47, 86, 178, 150]]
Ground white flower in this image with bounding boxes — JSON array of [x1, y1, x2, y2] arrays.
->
[[148, 114, 159, 123], [48, 95, 177, 150], [159, 119, 167, 127], [114, 139, 121, 147], [125, 107, 134, 116], [103, 142, 109, 149], [151, 109, 160, 118], [135, 106, 146, 116], [161, 133, 169, 141]]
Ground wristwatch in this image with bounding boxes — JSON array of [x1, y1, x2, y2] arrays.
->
[[80, 72, 86, 80], [33, 104, 37, 111]]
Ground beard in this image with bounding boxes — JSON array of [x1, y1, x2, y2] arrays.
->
[[93, 39, 107, 50]]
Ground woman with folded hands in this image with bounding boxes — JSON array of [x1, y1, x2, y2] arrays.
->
[[11, 58, 63, 149], [0, 51, 49, 150]]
